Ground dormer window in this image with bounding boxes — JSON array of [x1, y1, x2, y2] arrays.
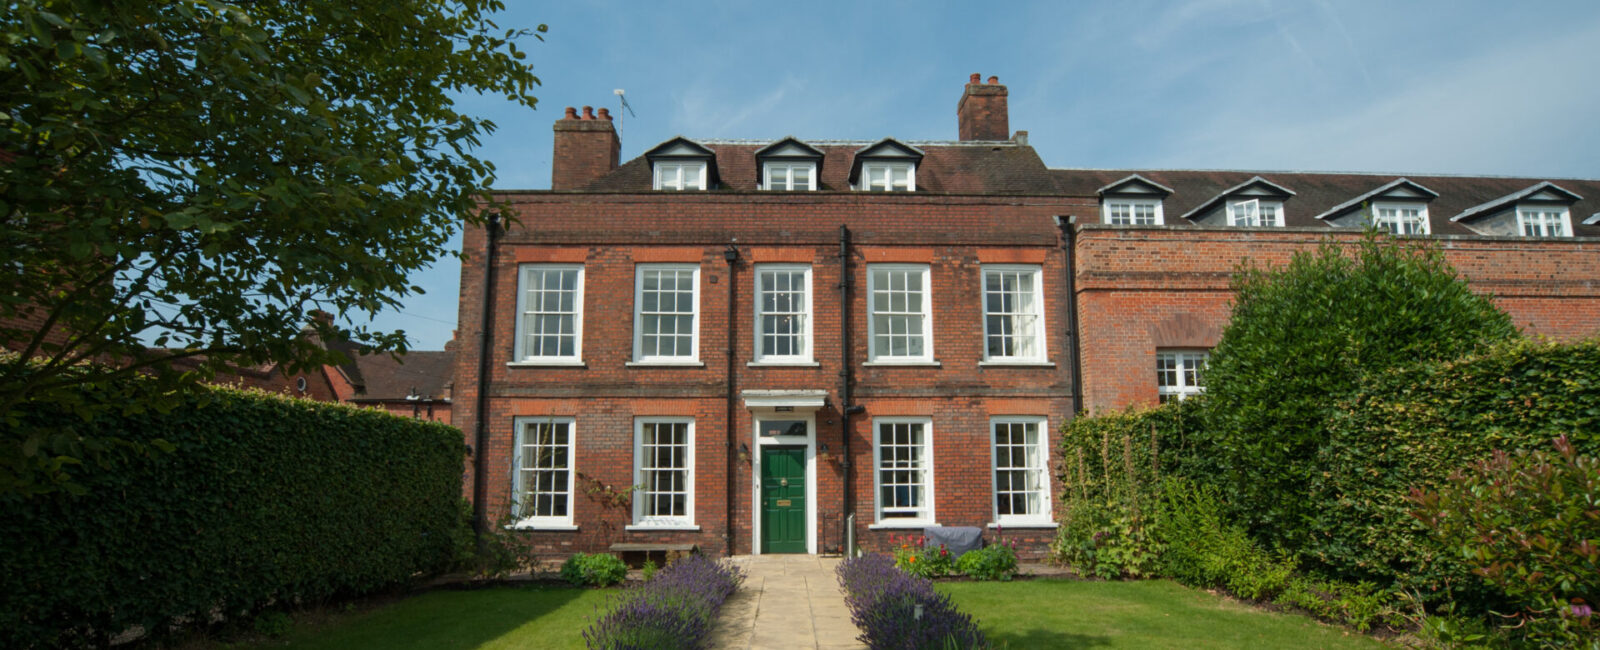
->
[[654, 162, 706, 191], [644, 137, 718, 192], [849, 138, 923, 193], [756, 138, 824, 191], [1518, 207, 1570, 237], [1177, 176, 1293, 227], [861, 162, 914, 192], [1097, 174, 1173, 225], [1227, 199, 1283, 227], [1371, 202, 1429, 235]]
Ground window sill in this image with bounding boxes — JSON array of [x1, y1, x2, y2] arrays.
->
[[625, 361, 705, 368], [624, 524, 701, 532], [862, 360, 941, 367], [978, 360, 1055, 368], [868, 521, 940, 530], [746, 361, 820, 367], [989, 521, 1057, 530], [507, 360, 585, 368], [505, 523, 580, 531]]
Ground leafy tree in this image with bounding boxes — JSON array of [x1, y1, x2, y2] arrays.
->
[[1196, 231, 1516, 553], [0, 1, 542, 493]]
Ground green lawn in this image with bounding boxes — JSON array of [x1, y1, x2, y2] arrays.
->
[[240, 585, 611, 650], [940, 579, 1388, 649]]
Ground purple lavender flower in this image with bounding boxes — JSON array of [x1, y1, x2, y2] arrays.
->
[[582, 554, 746, 649], [836, 554, 990, 649]]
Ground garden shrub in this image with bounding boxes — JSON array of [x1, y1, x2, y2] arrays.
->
[[1152, 477, 1293, 600], [1273, 577, 1394, 632], [1197, 233, 1516, 552], [561, 552, 628, 587], [955, 543, 1018, 582], [0, 382, 466, 648], [1311, 338, 1600, 596], [836, 554, 989, 649], [890, 534, 955, 579], [1409, 435, 1599, 645], [582, 554, 744, 650], [1054, 402, 1195, 578]]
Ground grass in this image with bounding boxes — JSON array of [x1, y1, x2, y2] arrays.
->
[[232, 585, 611, 650], [939, 579, 1389, 649]]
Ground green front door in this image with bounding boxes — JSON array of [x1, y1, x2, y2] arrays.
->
[[760, 446, 807, 553]]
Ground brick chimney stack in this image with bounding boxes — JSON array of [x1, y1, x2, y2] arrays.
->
[[957, 73, 1010, 141], [551, 104, 620, 190]]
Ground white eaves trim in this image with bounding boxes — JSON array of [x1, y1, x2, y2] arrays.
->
[[1176, 175, 1297, 221], [1448, 181, 1584, 222], [1312, 178, 1439, 221], [1585, 212, 1600, 225], [1096, 173, 1175, 196], [740, 389, 828, 411]]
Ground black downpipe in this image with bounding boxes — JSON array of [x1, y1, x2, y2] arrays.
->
[[723, 244, 739, 556], [837, 226, 862, 541], [472, 213, 503, 538], [1059, 216, 1085, 416]]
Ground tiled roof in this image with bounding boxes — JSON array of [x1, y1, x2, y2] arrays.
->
[[581, 139, 1060, 195], [347, 350, 454, 401], [1050, 169, 1600, 236]]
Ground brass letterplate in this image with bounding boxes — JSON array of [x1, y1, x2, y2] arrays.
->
[[775, 499, 792, 507]]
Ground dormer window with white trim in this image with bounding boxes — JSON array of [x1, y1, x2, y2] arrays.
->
[[654, 161, 706, 191], [1227, 199, 1282, 227], [1371, 202, 1430, 235], [1518, 207, 1571, 237], [860, 162, 914, 192], [764, 162, 816, 191], [1103, 198, 1163, 225]]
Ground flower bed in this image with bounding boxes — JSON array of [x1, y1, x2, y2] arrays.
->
[[581, 554, 745, 650], [836, 554, 989, 649]]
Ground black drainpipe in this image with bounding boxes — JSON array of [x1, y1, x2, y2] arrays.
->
[[723, 243, 740, 556], [473, 213, 503, 538], [1057, 216, 1085, 416], [838, 225, 864, 548]]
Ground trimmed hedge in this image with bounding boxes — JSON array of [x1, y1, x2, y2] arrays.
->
[[1309, 338, 1600, 598], [0, 383, 467, 647]]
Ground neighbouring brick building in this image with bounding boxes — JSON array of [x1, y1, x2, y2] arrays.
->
[[456, 74, 1600, 559]]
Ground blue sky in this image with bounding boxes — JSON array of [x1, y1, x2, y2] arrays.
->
[[378, 0, 1600, 349]]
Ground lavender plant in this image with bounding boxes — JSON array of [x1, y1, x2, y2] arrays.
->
[[582, 554, 745, 650], [836, 554, 990, 650]]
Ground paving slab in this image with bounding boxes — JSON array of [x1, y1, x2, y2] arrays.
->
[[711, 555, 865, 650]]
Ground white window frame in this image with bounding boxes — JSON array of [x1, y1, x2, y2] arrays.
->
[[866, 264, 934, 364], [990, 416, 1052, 526], [632, 264, 700, 364], [871, 417, 935, 527], [513, 264, 584, 365], [512, 417, 576, 529], [752, 264, 814, 364], [1102, 198, 1165, 225], [857, 162, 915, 192], [763, 161, 817, 191], [1370, 201, 1430, 235], [653, 161, 707, 191], [631, 417, 696, 529], [1156, 350, 1209, 403], [981, 265, 1047, 364], [1517, 205, 1572, 237], [1227, 199, 1283, 227]]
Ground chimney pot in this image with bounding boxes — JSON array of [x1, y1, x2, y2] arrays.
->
[[969, 73, 981, 84], [581, 106, 594, 119], [597, 107, 612, 121], [987, 76, 999, 84], [564, 106, 578, 119]]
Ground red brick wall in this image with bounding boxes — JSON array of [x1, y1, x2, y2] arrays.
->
[[1073, 226, 1600, 412], [456, 192, 1084, 558]]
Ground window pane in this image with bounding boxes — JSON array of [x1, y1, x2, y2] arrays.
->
[[517, 421, 572, 521]]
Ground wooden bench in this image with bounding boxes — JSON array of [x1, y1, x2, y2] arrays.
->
[[609, 542, 698, 566]]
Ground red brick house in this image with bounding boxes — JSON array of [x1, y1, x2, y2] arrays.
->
[[456, 74, 1600, 559]]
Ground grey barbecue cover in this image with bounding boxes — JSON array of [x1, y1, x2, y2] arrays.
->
[[924, 526, 983, 556]]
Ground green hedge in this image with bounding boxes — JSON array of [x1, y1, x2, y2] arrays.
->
[[0, 382, 467, 647], [1054, 401, 1200, 577], [1308, 338, 1600, 598]]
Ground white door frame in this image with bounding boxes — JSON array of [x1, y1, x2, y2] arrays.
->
[[750, 411, 817, 555]]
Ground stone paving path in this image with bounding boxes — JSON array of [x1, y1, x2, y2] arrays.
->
[[710, 555, 865, 650]]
